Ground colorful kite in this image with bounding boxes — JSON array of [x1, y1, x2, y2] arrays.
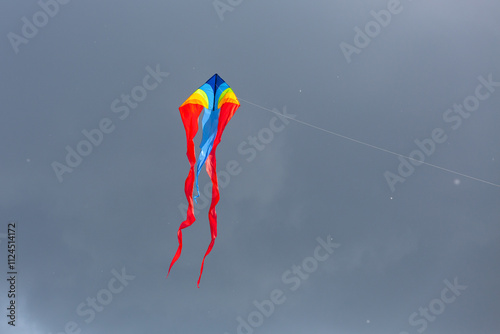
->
[[167, 74, 240, 287]]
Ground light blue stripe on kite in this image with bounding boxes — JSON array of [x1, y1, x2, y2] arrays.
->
[[194, 106, 220, 202], [199, 83, 215, 111]]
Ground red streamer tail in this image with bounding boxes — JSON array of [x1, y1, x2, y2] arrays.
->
[[197, 103, 239, 287], [167, 104, 203, 278]]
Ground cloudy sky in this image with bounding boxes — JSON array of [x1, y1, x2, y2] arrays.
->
[[1, 0, 499, 333]]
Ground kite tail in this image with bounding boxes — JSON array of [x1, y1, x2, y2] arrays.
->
[[196, 102, 239, 287], [168, 104, 203, 278], [197, 153, 219, 288], [193, 163, 202, 203], [167, 167, 197, 277]]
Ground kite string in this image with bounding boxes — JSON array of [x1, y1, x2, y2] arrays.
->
[[240, 98, 500, 188]]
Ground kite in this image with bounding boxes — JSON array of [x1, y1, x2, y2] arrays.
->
[[167, 73, 240, 287]]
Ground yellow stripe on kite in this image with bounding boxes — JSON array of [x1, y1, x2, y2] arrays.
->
[[218, 89, 239, 109], [180, 89, 210, 109]]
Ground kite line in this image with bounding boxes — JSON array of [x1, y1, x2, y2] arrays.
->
[[240, 98, 500, 189]]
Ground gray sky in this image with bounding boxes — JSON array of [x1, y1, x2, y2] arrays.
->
[[1, 0, 499, 333]]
